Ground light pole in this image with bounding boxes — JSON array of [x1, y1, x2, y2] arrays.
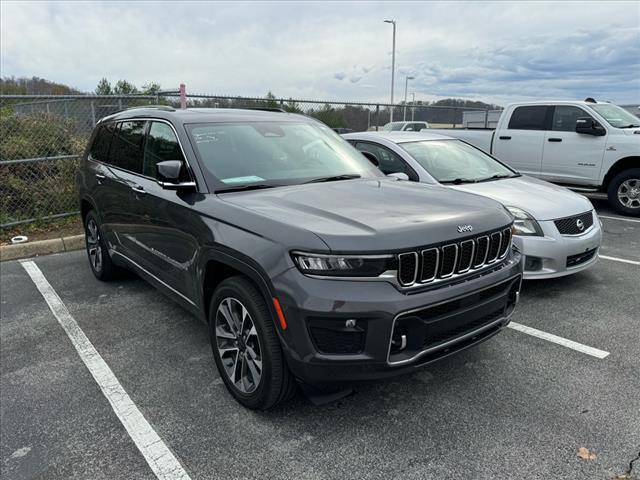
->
[[384, 19, 396, 123], [411, 92, 415, 121], [403, 75, 414, 121]]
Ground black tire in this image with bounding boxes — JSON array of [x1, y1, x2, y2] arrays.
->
[[84, 210, 118, 281], [607, 168, 640, 216], [209, 276, 297, 410]]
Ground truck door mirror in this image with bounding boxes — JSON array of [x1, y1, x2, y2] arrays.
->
[[575, 117, 606, 136], [360, 151, 380, 167]]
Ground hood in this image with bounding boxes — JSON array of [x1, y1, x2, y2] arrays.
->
[[219, 179, 511, 252], [451, 175, 593, 220]]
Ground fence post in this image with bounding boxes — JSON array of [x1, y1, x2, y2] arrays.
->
[[375, 104, 380, 131], [484, 109, 489, 128], [280, 99, 284, 109], [90, 101, 96, 126], [118, 99, 123, 111]]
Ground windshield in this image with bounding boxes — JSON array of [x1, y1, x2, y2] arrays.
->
[[382, 122, 405, 131], [399, 139, 517, 183], [187, 121, 381, 189], [590, 104, 640, 128]]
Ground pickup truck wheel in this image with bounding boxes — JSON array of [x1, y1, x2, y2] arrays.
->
[[608, 168, 640, 216], [209, 276, 297, 410], [84, 211, 118, 281]]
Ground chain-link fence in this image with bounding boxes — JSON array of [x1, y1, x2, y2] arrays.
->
[[0, 93, 495, 228]]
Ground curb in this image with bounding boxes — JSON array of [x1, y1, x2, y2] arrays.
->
[[0, 234, 85, 262]]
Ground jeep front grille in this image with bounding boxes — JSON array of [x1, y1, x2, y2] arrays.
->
[[397, 226, 512, 288]]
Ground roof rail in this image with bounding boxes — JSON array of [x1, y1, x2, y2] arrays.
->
[[240, 107, 287, 113], [124, 105, 176, 112]]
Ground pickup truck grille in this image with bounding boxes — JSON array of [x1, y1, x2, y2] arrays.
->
[[397, 226, 512, 287], [554, 211, 594, 235]]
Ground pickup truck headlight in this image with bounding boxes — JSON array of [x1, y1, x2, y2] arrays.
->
[[292, 252, 394, 277], [506, 206, 543, 236]]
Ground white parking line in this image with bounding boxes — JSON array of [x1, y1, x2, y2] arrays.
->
[[599, 215, 640, 224], [20, 260, 191, 480], [599, 255, 640, 266], [508, 322, 610, 359]]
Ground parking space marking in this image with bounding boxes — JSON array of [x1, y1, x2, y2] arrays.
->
[[508, 322, 610, 359], [20, 260, 192, 480], [599, 215, 640, 224], [599, 255, 640, 266]]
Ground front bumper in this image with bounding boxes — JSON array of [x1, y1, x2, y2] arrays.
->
[[271, 252, 523, 385], [516, 212, 602, 280]]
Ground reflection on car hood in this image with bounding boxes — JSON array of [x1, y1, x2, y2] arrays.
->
[[451, 175, 593, 220], [219, 179, 511, 252]]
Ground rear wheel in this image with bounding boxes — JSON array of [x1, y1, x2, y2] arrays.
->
[[608, 168, 640, 216], [84, 211, 118, 280], [209, 276, 297, 410]]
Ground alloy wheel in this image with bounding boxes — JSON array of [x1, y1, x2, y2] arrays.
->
[[617, 178, 640, 210], [215, 297, 263, 394], [86, 218, 103, 273]]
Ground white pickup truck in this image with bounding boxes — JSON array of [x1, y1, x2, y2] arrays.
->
[[427, 100, 640, 215]]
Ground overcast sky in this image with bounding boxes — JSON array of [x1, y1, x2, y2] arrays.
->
[[1, 1, 639, 105]]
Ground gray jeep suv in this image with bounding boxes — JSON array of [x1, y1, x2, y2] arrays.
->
[[77, 107, 523, 409]]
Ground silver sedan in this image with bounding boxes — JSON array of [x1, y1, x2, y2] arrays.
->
[[343, 131, 603, 279]]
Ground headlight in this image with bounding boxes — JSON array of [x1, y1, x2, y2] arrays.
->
[[506, 206, 543, 236], [292, 252, 394, 277]]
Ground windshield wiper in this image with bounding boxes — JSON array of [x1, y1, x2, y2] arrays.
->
[[440, 178, 478, 185], [477, 173, 520, 182], [303, 174, 361, 184], [216, 183, 280, 193]]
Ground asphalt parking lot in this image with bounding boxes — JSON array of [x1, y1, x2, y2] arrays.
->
[[1, 201, 639, 480]]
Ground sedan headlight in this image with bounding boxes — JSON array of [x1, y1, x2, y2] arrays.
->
[[506, 206, 543, 236], [292, 252, 394, 277]]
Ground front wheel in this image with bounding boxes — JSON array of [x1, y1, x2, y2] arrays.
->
[[608, 168, 640, 216], [209, 276, 297, 410]]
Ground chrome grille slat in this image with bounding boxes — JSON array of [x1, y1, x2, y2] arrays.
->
[[473, 236, 490, 268], [420, 248, 439, 283], [439, 244, 458, 278], [395, 225, 514, 288], [398, 252, 418, 286], [457, 240, 475, 273]]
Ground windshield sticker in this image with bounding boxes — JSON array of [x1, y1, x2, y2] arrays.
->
[[221, 175, 265, 184]]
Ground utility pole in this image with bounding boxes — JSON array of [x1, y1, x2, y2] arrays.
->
[[411, 93, 415, 121], [384, 20, 396, 123], [403, 75, 414, 121]]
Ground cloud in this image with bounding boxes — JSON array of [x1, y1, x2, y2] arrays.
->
[[1, 1, 638, 104]]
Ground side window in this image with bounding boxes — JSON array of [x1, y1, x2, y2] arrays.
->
[[109, 121, 147, 174], [355, 142, 416, 179], [143, 122, 185, 178], [405, 123, 425, 132], [89, 123, 116, 162], [508, 106, 550, 130], [552, 106, 593, 132]]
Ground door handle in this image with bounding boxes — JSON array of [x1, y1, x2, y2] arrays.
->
[[548, 138, 563, 142], [499, 136, 511, 140], [131, 185, 146, 194]]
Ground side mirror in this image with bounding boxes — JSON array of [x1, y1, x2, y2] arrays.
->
[[156, 160, 196, 190], [360, 151, 380, 167], [387, 172, 409, 181], [576, 117, 606, 136]]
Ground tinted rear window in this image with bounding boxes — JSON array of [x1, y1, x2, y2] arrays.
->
[[110, 121, 147, 173], [89, 123, 116, 162], [508, 106, 550, 130]]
